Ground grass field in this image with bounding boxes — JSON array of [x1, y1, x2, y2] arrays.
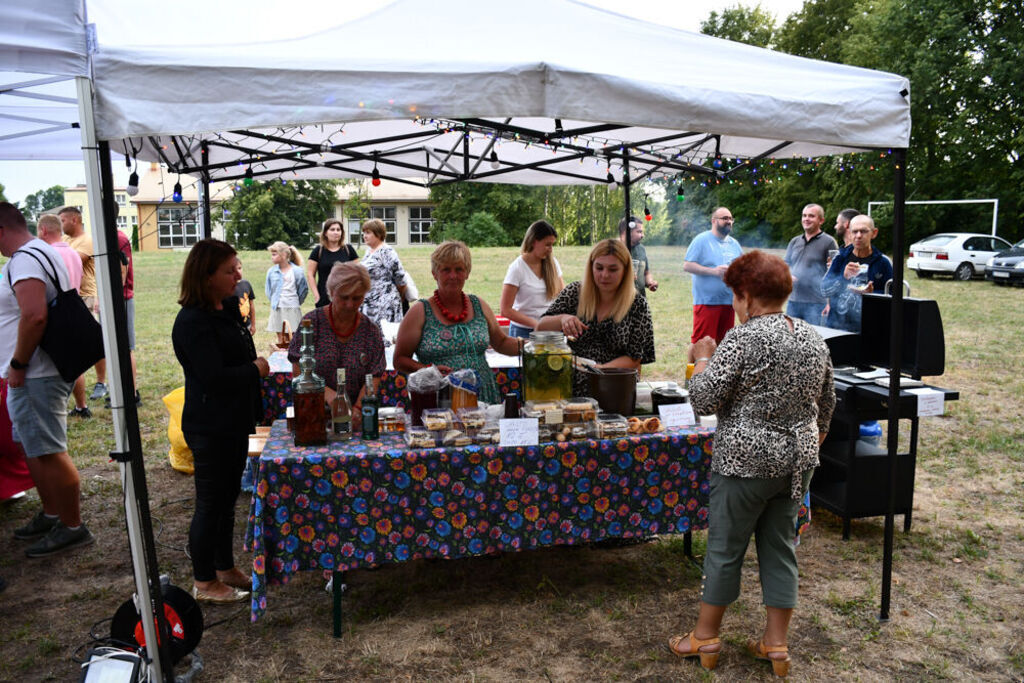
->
[[1, 244, 1022, 681]]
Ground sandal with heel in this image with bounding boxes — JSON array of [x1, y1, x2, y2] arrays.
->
[[667, 631, 721, 671], [748, 639, 790, 678]]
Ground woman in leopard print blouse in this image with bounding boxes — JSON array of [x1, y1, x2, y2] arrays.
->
[[668, 250, 835, 677], [537, 239, 655, 396]]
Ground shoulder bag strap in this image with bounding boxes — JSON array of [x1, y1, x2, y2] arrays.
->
[[7, 248, 61, 300]]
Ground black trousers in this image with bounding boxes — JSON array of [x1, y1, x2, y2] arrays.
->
[[185, 432, 248, 582]]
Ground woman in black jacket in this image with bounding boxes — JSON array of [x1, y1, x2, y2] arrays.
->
[[172, 239, 269, 603]]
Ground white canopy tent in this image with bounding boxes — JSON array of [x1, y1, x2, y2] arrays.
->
[[2, 0, 915, 678], [87, 0, 910, 187]]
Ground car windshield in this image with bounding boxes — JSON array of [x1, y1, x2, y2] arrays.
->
[[1015, 239, 1024, 249], [917, 234, 956, 247]]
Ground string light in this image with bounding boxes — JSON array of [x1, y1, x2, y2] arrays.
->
[[489, 150, 500, 170], [371, 164, 381, 187], [243, 167, 254, 187], [172, 178, 183, 203]]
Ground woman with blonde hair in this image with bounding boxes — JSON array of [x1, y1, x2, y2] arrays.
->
[[288, 261, 385, 412], [394, 240, 524, 404], [537, 238, 655, 396], [306, 218, 359, 307], [265, 240, 308, 345], [358, 218, 408, 325], [500, 220, 564, 338]]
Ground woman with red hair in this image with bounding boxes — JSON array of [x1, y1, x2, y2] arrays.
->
[[668, 250, 835, 678]]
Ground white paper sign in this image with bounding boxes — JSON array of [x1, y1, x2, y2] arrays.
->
[[908, 388, 944, 417], [658, 402, 696, 427], [499, 418, 539, 447]]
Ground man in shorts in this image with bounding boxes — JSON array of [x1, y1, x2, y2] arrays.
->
[[0, 203, 94, 557], [683, 206, 743, 343]]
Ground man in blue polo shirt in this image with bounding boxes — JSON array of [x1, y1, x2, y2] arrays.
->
[[821, 215, 893, 332], [683, 206, 743, 342], [784, 203, 837, 324]]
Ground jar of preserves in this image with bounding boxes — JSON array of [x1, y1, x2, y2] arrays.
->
[[522, 331, 573, 402]]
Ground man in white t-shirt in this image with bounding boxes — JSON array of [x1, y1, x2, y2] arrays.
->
[[0, 203, 94, 558]]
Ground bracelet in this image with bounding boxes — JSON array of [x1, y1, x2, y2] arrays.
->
[[694, 357, 711, 364]]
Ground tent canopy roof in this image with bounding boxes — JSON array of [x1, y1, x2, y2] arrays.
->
[[3, 0, 911, 187]]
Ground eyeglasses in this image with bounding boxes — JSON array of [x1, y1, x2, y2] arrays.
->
[[714, 216, 734, 223]]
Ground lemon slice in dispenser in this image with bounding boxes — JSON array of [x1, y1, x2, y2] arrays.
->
[[546, 355, 565, 371]]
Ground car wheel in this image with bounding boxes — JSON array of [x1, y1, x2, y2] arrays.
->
[[915, 269, 933, 279], [954, 263, 974, 281]]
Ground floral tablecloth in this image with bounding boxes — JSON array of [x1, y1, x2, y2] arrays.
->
[[246, 419, 717, 620], [260, 367, 523, 425]]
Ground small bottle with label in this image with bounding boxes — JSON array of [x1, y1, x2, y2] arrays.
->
[[330, 368, 352, 441], [360, 373, 379, 440]]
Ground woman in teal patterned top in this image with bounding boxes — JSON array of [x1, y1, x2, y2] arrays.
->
[[395, 241, 524, 405]]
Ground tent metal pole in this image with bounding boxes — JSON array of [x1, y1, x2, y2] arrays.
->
[[201, 141, 212, 238], [75, 76, 174, 682], [622, 153, 632, 251], [880, 147, 908, 622]]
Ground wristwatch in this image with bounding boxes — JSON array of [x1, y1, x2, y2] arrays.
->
[[9, 357, 28, 370]]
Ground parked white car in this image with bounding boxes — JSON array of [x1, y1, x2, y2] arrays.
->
[[907, 233, 1013, 280]]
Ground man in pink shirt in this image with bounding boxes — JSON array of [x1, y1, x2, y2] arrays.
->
[[38, 214, 90, 416], [38, 215, 82, 292]]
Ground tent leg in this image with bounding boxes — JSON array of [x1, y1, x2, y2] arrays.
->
[[880, 147, 908, 623], [75, 76, 176, 682]]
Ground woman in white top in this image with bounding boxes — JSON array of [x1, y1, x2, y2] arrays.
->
[[500, 220, 564, 339], [265, 241, 309, 345]]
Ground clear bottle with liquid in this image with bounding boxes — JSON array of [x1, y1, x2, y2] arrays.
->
[[360, 373, 379, 440], [330, 368, 352, 441]]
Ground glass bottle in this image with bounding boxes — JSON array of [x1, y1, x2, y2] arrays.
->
[[360, 373, 379, 440], [330, 368, 352, 441], [522, 331, 573, 401], [292, 319, 327, 446], [504, 391, 520, 419]]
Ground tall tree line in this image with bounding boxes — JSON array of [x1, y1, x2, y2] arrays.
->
[[429, 0, 1021, 249]]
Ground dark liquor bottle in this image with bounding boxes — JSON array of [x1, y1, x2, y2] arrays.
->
[[292, 319, 326, 446], [360, 373, 379, 440]]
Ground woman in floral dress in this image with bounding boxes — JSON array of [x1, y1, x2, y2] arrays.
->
[[358, 218, 407, 325]]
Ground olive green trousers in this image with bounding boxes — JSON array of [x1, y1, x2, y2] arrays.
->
[[700, 470, 812, 609]]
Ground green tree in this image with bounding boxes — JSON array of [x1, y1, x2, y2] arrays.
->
[[843, 0, 1022, 243], [776, 0, 861, 62], [701, 3, 779, 48], [0, 182, 7, 202], [20, 185, 66, 226], [429, 183, 544, 245], [221, 179, 338, 249], [443, 211, 507, 247]]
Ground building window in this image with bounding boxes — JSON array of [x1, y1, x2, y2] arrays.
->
[[348, 206, 397, 244], [157, 207, 200, 248], [409, 206, 434, 244], [115, 193, 127, 206]]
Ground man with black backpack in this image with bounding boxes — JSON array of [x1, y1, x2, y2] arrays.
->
[[0, 202, 94, 558]]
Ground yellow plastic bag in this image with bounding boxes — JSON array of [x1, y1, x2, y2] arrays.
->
[[162, 387, 194, 475]]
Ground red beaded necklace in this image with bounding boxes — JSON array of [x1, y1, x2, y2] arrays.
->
[[432, 289, 469, 323], [328, 308, 360, 339]]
